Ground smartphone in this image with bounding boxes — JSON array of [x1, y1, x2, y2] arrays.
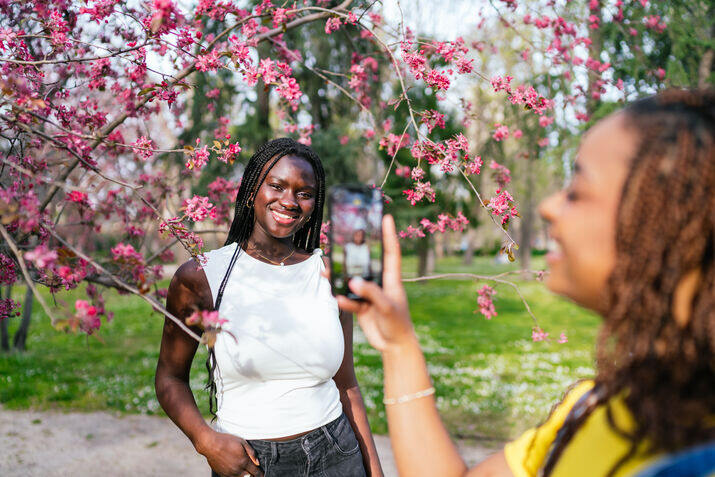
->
[[327, 185, 383, 299]]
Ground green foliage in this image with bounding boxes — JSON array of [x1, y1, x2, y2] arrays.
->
[[0, 256, 598, 440]]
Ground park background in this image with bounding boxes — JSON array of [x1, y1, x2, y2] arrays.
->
[[0, 0, 712, 474]]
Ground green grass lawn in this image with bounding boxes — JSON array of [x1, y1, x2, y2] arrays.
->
[[0, 254, 599, 441]]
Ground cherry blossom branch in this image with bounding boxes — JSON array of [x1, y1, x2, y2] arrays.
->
[[34, 1, 354, 214], [46, 228, 202, 343], [459, 168, 518, 247], [402, 272, 539, 326], [0, 224, 60, 327]]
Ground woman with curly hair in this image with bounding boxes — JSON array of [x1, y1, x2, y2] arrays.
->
[[339, 89, 714, 477]]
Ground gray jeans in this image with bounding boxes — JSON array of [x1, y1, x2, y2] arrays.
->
[[211, 413, 367, 477]]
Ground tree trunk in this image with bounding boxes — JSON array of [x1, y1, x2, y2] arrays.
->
[[13, 285, 33, 351], [462, 228, 475, 266], [256, 43, 272, 146], [417, 235, 435, 277], [519, 155, 535, 271], [1, 285, 10, 351]]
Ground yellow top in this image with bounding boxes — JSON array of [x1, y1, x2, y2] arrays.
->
[[504, 380, 660, 477]]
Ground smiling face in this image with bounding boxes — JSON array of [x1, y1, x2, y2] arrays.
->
[[538, 113, 639, 314], [251, 154, 317, 240]]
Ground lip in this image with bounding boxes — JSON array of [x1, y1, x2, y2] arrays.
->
[[270, 207, 300, 226], [545, 232, 563, 265]]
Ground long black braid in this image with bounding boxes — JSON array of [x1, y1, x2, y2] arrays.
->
[[205, 137, 327, 420]]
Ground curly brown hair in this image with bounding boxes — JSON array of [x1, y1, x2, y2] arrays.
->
[[542, 89, 715, 476]]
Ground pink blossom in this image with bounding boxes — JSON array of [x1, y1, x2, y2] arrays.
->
[[538, 138, 550, 148], [0, 298, 21, 321], [325, 17, 341, 34], [186, 145, 210, 170], [111, 242, 143, 261], [558, 332, 568, 344], [182, 195, 215, 222], [424, 70, 450, 91], [379, 133, 410, 156], [487, 189, 517, 225], [218, 142, 241, 164], [0, 254, 17, 286], [395, 166, 411, 178], [398, 225, 426, 239], [476, 285, 497, 319], [196, 50, 222, 72], [532, 327, 549, 342], [25, 245, 58, 269], [465, 155, 483, 175], [67, 190, 88, 203], [276, 76, 302, 109], [654, 68, 666, 80], [539, 116, 554, 128], [132, 136, 153, 161], [492, 124, 509, 141], [75, 299, 101, 334], [186, 309, 227, 329], [411, 167, 425, 180], [403, 181, 436, 205]]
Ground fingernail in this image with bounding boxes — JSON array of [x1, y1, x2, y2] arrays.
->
[[349, 277, 364, 289]]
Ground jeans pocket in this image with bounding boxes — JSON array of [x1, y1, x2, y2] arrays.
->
[[325, 415, 360, 456]]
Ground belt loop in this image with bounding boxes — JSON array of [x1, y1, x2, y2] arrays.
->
[[270, 441, 277, 465]]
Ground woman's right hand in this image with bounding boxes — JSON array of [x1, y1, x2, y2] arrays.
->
[[337, 215, 417, 353], [197, 429, 262, 477]]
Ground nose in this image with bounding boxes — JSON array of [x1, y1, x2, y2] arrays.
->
[[278, 190, 299, 211], [538, 190, 564, 225]]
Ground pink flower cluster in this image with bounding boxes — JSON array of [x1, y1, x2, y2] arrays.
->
[[492, 124, 509, 141], [0, 254, 17, 286], [532, 327, 549, 342], [490, 160, 512, 189], [111, 243, 143, 262], [403, 181, 436, 206], [486, 189, 518, 226], [132, 136, 154, 161], [0, 298, 21, 321], [25, 245, 58, 269], [379, 133, 410, 157], [186, 310, 228, 329], [75, 299, 101, 334], [410, 134, 470, 174], [489, 75, 553, 116], [476, 285, 497, 319], [420, 110, 446, 133], [324, 17, 342, 34], [182, 195, 216, 222], [399, 212, 469, 239], [207, 177, 240, 225]]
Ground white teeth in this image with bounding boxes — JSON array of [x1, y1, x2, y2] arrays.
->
[[272, 210, 296, 220]]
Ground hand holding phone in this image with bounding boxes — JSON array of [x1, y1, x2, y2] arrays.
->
[[327, 185, 383, 300]]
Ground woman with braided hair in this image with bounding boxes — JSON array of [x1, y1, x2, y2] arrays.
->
[[155, 138, 383, 477], [339, 89, 714, 477]]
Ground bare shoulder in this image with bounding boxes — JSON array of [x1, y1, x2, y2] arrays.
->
[[167, 259, 213, 315]]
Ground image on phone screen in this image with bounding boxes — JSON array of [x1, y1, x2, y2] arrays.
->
[[327, 185, 383, 299]]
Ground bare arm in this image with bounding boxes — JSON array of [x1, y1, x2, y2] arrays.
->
[[334, 310, 384, 477], [155, 260, 262, 477], [338, 216, 514, 477]]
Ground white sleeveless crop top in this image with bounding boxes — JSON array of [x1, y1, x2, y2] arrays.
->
[[201, 243, 344, 439]]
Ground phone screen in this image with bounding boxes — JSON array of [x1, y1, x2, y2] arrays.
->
[[327, 185, 383, 299]]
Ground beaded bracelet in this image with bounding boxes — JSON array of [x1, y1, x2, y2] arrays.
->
[[383, 386, 435, 405]]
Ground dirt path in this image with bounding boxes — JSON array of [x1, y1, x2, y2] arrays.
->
[[0, 408, 497, 476]]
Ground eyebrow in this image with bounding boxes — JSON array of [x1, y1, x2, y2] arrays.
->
[[266, 174, 316, 190]]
